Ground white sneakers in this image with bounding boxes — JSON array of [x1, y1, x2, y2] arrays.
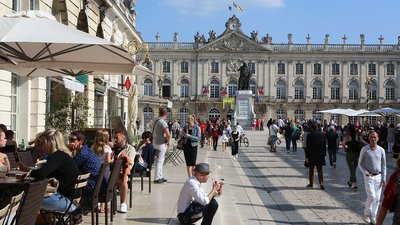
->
[[119, 203, 127, 213], [364, 216, 376, 224]]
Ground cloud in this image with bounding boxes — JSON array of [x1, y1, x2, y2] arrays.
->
[[161, 0, 285, 17]]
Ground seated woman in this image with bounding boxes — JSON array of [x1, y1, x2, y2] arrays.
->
[[18, 128, 80, 213], [0, 130, 10, 172], [134, 131, 154, 172]]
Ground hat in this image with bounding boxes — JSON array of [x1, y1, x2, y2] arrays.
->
[[194, 163, 211, 173]]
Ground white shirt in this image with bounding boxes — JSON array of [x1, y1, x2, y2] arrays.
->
[[177, 176, 209, 214], [269, 124, 279, 136], [236, 125, 244, 135]]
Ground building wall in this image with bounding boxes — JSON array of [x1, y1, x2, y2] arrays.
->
[[137, 16, 400, 125], [0, 0, 141, 142]]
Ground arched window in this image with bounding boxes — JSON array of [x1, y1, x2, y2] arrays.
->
[[312, 80, 322, 99], [294, 80, 304, 99], [228, 80, 238, 97], [276, 80, 286, 99], [294, 109, 304, 121], [179, 108, 188, 125], [143, 107, 154, 128], [312, 109, 322, 121], [367, 82, 377, 100], [249, 80, 257, 95], [208, 108, 221, 121], [331, 80, 340, 100], [180, 78, 189, 98], [210, 79, 220, 98], [276, 108, 286, 120], [385, 80, 395, 100], [349, 80, 358, 100], [144, 78, 153, 96], [162, 79, 171, 98]]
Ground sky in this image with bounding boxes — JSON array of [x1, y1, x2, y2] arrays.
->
[[136, 0, 400, 45]]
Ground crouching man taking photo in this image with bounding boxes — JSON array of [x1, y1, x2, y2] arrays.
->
[[177, 163, 222, 225]]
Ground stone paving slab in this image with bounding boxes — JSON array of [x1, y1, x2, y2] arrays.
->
[[80, 130, 394, 225]]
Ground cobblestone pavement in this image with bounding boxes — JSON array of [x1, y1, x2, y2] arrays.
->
[[84, 130, 395, 225]]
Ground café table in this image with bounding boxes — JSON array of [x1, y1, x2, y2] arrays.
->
[[0, 176, 32, 209]]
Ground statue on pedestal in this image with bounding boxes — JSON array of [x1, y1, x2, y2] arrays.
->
[[238, 62, 252, 90]]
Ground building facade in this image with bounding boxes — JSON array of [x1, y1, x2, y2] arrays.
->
[[0, 0, 144, 142], [137, 15, 400, 126]]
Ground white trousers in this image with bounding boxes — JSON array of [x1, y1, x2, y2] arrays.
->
[[363, 174, 382, 219], [154, 143, 167, 180]]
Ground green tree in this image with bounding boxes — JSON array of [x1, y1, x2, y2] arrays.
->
[[45, 94, 89, 134]]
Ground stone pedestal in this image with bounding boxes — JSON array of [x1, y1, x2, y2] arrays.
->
[[234, 90, 255, 129]]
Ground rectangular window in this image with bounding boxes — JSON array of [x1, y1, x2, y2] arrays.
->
[[181, 61, 189, 73], [386, 87, 395, 100], [368, 63, 376, 75], [211, 62, 219, 73], [331, 87, 340, 100], [314, 63, 321, 75], [162, 61, 171, 73], [278, 63, 285, 74], [296, 63, 303, 75], [387, 63, 395, 75], [294, 87, 304, 99], [350, 63, 358, 75], [312, 87, 322, 99], [332, 63, 340, 75], [248, 62, 256, 74], [349, 88, 358, 100], [180, 86, 189, 98]]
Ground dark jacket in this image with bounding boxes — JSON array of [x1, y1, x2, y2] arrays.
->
[[306, 131, 326, 167]]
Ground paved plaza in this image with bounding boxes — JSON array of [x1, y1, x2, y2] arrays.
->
[[84, 130, 395, 225]]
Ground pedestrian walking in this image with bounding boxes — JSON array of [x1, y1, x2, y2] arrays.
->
[[268, 120, 279, 152], [181, 115, 201, 177], [152, 107, 171, 184], [326, 126, 339, 168], [230, 125, 240, 160], [305, 121, 326, 190], [358, 131, 387, 224], [283, 122, 294, 153]]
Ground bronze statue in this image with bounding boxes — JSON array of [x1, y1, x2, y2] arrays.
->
[[238, 62, 252, 90]]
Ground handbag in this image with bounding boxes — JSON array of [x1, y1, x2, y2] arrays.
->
[[44, 178, 59, 197], [267, 136, 273, 145], [177, 138, 185, 150]]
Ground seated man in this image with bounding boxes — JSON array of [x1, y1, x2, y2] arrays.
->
[[177, 163, 222, 225], [68, 131, 101, 206], [113, 131, 136, 213]]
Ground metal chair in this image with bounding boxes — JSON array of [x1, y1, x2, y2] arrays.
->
[[5, 191, 25, 225], [128, 155, 152, 209], [99, 160, 122, 225], [16, 178, 48, 225], [40, 173, 90, 225], [16, 151, 35, 168], [5, 152, 17, 169], [81, 163, 107, 225], [0, 203, 10, 225]]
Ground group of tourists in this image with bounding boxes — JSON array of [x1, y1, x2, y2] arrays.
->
[[266, 117, 400, 225]]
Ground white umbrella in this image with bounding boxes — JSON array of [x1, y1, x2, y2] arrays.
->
[[0, 11, 136, 77], [318, 108, 345, 114], [371, 107, 400, 117], [127, 83, 138, 142]]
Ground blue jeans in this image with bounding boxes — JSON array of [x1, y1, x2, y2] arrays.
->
[[177, 199, 218, 225], [41, 192, 77, 212]]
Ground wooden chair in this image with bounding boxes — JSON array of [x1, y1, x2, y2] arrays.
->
[[17, 151, 35, 167], [16, 178, 48, 225], [41, 173, 90, 225], [5, 191, 25, 225], [128, 155, 151, 209], [99, 160, 122, 225], [0, 203, 10, 225]]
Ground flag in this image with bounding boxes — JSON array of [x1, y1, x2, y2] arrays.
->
[[233, 2, 238, 7], [232, 2, 244, 12], [228, 6, 232, 11]]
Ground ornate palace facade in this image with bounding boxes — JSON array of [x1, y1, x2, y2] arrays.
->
[[137, 16, 400, 126]]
